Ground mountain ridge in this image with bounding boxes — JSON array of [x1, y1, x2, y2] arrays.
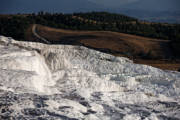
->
[[122, 0, 180, 11], [0, 0, 102, 13], [1, 0, 179, 23]]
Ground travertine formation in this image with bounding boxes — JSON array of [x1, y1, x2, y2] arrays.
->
[[0, 36, 180, 120]]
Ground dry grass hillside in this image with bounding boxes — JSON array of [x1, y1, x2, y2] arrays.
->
[[25, 24, 180, 71]]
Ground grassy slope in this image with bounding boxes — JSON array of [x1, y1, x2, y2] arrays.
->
[[25, 24, 180, 71]]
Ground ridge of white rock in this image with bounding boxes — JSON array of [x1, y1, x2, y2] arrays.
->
[[0, 37, 54, 93], [0, 36, 180, 120]]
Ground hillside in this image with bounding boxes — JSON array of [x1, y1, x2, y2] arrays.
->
[[25, 24, 180, 71], [0, 36, 180, 119], [30, 24, 170, 58], [1, 12, 180, 41], [1, 12, 180, 70]]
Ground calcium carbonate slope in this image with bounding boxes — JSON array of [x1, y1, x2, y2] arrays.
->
[[0, 36, 180, 120]]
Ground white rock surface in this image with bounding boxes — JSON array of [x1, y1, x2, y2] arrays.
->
[[0, 36, 180, 120]]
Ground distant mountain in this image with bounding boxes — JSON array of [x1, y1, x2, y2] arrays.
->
[[0, 0, 103, 14], [106, 0, 180, 23], [113, 9, 180, 23], [0, 0, 180, 23], [3, 0, 179, 13], [123, 0, 180, 12]]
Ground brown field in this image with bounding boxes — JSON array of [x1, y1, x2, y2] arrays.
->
[[25, 24, 180, 71]]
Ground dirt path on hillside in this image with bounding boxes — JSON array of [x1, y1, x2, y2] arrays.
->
[[32, 24, 50, 44]]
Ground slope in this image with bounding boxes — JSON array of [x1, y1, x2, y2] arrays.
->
[[25, 24, 180, 71], [0, 36, 180, 119]]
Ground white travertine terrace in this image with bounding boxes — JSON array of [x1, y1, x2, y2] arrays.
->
[[0, 36, 180, 120]]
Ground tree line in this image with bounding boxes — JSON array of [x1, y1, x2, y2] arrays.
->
[[0, 12, 180, 56]]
